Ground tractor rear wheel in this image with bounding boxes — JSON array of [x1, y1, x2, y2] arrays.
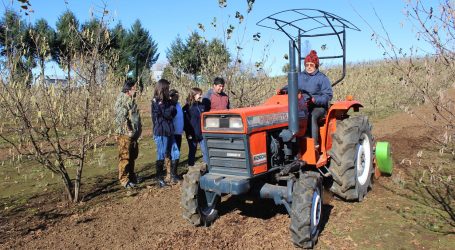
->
[[328, 115, 374, 201], [290, 171, 323, 249], [181, 163, 219, 226]]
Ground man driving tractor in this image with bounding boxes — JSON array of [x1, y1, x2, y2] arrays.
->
[[298, 50, 333, 149]]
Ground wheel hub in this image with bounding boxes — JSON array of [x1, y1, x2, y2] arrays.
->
[[356, 133, 372, 185], [311, 190, 321, 235]]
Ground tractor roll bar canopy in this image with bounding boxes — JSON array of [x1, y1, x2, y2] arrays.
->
[[257, 9, 360, 87]]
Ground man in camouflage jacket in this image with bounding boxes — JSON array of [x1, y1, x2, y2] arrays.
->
[[114, 79, 142, 188]]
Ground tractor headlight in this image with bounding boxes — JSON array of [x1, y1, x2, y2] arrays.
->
[[204, 115, 243, 130], [205, 117, 220, 128], [229, 117, 243, 129]]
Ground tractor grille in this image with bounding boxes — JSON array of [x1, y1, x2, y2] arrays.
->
[[206, 137, 249, 177]]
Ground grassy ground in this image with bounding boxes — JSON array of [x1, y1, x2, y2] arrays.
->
[[0, 135, 203, 208]]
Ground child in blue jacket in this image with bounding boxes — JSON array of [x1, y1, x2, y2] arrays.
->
[[183, 87, 208, 166]]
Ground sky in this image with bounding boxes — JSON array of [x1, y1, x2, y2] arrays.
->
[[1, 0, 437, 77]]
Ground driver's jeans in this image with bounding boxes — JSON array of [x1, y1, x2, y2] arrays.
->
[[309, 107, 327, 147]]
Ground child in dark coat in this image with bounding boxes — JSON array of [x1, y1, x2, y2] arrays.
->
[[183, 87, 208, 166], [151, 79, 178, 187]]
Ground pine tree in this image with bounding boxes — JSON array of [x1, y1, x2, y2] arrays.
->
[[166, 35, 186, 77], [167, 32, 230, 81], [31, 18, 56, 83], [185, 32, 207, 80], [55, 10, 80, 83], [124, 19, 159, 85], [110, 22, 130, 76], [0, 10, 33, 86], [167, 32, 207, 80]]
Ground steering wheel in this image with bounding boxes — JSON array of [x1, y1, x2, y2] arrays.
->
[[298, 89, 313, 103], [279, 86, 313, 103]]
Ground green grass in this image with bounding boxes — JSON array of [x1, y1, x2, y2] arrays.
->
[[0, 135, 199, 206]]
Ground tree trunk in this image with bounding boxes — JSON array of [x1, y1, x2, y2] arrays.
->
[[74, 97, 90, 202], [74, 157, 84, 202], [40, 59, 45, 86], [67, 58, 71, 89], [60, 170, 74, 202], [74, 128, 87, 202]]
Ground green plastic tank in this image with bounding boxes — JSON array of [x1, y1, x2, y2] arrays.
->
[[375, 141, 393, 175]]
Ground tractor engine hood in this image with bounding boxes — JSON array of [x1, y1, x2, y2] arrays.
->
[[201, 95, 308, 135], [201, 104, 289, 134]]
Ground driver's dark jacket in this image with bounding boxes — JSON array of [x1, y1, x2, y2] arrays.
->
[[298, 69, 333, 108]]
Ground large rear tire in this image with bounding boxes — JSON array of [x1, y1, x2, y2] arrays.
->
[[181, 163, 218, 226], [290, 171, 323, 248], [328, 115, 374, 201]]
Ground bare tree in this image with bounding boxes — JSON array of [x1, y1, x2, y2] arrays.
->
[[0, 6, 120, 202], [362, 0, 454, 232], [365, 0, 454, 150]]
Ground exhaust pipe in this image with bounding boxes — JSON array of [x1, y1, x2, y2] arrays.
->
[[280, 40, 299, 143], [288, 40, 299, 135]]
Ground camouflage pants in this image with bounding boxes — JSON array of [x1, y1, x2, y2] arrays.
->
[[117, 135, 138, 186]]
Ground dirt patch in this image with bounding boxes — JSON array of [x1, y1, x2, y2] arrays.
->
[[1, 181, 453, 249], [0, 193, 70, 245]]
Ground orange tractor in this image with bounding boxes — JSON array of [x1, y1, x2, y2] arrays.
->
[[181, 9, 392, 248]]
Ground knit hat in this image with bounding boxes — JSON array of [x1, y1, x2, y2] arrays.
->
[[122, 78, 136, 93], [304, 50, 319, 68]]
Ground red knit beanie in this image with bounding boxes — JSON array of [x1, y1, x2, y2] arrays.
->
[[304, 50, 319, 68]]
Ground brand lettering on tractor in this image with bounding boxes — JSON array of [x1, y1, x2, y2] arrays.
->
[[253, 153, 267, 165], [226, 152, 242, 157], [247, 112, 288, 128]]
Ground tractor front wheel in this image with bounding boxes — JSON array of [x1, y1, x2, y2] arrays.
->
[[181, 163, 219, 226], [328, 115, 374, 201], [290, 171, 323, 248]]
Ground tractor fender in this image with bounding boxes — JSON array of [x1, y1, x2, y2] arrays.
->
[[321, 101, 364, 155], [328, 100, 363, 115], [326, 100, 363, 123]]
